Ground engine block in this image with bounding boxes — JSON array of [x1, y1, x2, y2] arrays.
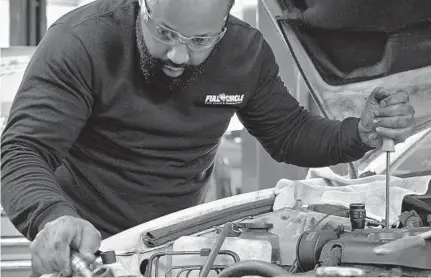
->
[[316, 227, 431, 277]]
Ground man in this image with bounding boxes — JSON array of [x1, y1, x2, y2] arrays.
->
[[0, 0, 415, 276]]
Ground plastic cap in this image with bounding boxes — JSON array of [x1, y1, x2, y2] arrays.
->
[[101, 250, 117, 264]]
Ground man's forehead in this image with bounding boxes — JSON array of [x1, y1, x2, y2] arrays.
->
[[146, 0, 230, 35], [147, 0, 230, 12]]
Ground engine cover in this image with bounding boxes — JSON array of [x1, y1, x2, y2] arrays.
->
[[319, 227, 431, 276]]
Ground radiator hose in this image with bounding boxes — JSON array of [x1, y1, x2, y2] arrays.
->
[[217, 260, 294, 277]]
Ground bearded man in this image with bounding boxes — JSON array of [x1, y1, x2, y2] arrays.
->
[[1, 0, 415, 275]]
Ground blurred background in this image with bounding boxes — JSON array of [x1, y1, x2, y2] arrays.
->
[[0, 0, 258, 48]]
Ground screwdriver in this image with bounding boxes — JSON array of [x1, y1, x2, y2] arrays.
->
[[381, 137, 395, 229]]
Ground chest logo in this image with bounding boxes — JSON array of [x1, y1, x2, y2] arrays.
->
[[204, 94, 245, 105]]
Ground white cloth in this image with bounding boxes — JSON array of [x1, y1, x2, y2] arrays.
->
[[273, 167, 431, 225]]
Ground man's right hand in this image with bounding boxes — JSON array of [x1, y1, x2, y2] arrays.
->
[[30, 216, 101, 276]]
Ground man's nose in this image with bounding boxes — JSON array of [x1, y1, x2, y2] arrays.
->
[[167, 44, 189, 65]]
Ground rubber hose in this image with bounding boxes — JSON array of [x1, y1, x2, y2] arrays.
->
[[217, 260, 293, 277]]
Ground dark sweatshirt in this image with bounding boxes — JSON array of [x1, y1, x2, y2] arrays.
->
[[0, 0, 371, 240]]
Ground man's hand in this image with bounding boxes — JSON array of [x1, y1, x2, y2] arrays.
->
[[30, 216, 101, 276], [358, 87, 415, 148]]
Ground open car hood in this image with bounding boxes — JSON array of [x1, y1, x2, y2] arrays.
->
[[311, 67, 431, 134], [268, 0, 431, 135]]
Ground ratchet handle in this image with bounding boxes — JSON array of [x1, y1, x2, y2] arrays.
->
[[70, 251, 94, 277]]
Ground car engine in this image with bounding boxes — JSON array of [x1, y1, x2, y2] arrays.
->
[[84, 202, 431, 277]]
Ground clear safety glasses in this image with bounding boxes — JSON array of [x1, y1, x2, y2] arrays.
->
[[141, 0, 227, 51]]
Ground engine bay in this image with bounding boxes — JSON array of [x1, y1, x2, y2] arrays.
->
[[88, 202, 431, 277]]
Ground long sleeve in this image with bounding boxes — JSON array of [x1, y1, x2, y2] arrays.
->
[[237, 40, 372, 167], [1, 23, 94, 240]]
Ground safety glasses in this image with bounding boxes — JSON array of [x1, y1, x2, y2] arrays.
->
[[141, 0, 227, 51]]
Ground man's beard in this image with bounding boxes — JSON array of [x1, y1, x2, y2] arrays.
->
[[135, 13, 217, 94]]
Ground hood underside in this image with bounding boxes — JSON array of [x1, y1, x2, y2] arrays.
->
[[273, 0, 431, 135], [320, 66, 431, 135]]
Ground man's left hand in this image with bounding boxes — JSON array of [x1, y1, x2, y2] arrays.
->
[[358, 87, 415, 149]]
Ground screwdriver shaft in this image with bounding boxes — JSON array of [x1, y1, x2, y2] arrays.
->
[[381, 138, 395, 229], [385, 151, 390, 229]]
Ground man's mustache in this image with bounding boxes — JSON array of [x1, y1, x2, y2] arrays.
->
[[160, 59, 187, 69]]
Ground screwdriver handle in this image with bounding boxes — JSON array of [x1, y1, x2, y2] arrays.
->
[[381, 138, 395, 152]]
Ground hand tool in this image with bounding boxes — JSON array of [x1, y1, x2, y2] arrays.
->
[[70, 251, 94, 277], [381, 137, 395, 229], [373, 229, 431, 255], [41, 250, 114, 277], [70, 250, 114, 277]]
